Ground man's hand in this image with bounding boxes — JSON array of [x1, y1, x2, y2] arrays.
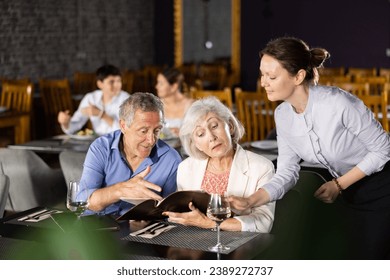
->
[[81, 102, 102, 117], [58, 110, 71, 128], [119, 166, 162, 201]]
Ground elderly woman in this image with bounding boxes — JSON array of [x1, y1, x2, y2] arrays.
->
[[163, 96, 275, 232]]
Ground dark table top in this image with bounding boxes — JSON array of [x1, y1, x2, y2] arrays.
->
[[0, 207, 274, 260], [7, 135, 94, 154]]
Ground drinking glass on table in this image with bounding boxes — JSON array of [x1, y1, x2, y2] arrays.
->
[[67, 181, 89, 219], [207, 192, 231, 252]]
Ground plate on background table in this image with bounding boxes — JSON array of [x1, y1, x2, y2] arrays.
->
[[69, 134, 96, 140], [0, 106, 8, 113], [250, 140, 278, 150]]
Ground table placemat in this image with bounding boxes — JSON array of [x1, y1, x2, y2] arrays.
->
[[122, 223, 259, 254]]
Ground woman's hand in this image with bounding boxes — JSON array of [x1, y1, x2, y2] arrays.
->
[[314, 181, 340, 203], [163, 202, 215, 229]]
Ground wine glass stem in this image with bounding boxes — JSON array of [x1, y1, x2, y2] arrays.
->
[[216, 222, 221, 247]]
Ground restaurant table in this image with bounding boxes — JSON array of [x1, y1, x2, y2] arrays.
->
[[8, 135, 183, 154], [0, 110, 31, 144], [7, 134, 94, 154], [0, 207, 274, 260]]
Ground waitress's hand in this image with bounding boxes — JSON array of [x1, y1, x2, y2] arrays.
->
[[227, 196, 251, 212], [228, 188, 270, 211], [314, 181, 340, 203]]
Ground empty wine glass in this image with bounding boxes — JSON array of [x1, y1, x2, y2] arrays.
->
[[206, 192, 231, 252], [67, 181, 88, 219]]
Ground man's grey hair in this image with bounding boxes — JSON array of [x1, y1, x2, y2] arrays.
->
[[119, 92, 164, 126]]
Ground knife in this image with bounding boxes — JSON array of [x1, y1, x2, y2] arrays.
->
[[17, 209, 51, 222]]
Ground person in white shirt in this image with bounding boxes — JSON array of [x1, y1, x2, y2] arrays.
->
[[228, 37, 390, 259], [58, 64, 130, 136]]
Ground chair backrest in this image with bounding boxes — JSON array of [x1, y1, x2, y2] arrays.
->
[[121, 70, 135, 94], [0, 82, 33, 113], [355, 76, 387, 95], [318, 67, 345, 76], [0, 148, 66, 212], [332, 82, 370, 98], [39, 78, 74, 136], [178, 63, 199, 89], [359, 92, 388, 131], [197, 63, 228, 90], [347, 67, 377, 79], [0, 163, 10, 218], [379, 68, 390, 82], [59, 150, 87, 184], [190, 87, 233, 110], [234, 89, 262, 142], [318, 75, 351, 85], [73, 72, 96, 95], [262, 170, 326, 259]]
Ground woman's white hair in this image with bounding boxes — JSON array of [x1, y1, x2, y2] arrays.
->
[[179, 96, 245, 159]]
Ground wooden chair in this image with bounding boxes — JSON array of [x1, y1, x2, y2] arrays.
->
[[234, 88, 277, 142], [0, 82, 33, 144], [332, 82, 370, 98], [379, 68, 390, 82], [73, 72, 96, 95], [359, 90, 388, 131], [197, 63, 228, 90], [347, 67, 377, 80], [318, 67, 345, 76], [121, 70, 135, 94], [318, 75, 351, 86], [355, 76, 387, 95], [0, 82, 33, 113], [39, 78, 74, 136], [178, 63, 199, 90], [190, 87, 233, 110]]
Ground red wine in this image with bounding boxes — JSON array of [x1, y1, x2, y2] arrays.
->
[[207, 208, 231, 222]]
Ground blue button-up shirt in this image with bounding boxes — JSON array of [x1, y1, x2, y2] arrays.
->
[[80, 130, 182, 216]]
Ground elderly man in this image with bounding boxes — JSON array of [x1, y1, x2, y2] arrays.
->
[[79, 92, 182, 216]]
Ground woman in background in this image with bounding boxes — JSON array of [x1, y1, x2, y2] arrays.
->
[[155, 67, 193, 138]]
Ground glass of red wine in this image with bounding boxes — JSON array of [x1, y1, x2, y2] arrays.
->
[[206, 192, 231, 252]]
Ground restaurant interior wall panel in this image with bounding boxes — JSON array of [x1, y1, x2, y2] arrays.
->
[[0, 0, 155, 83]]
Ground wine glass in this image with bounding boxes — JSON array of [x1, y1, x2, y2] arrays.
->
[[67, 181, 88, 219], [206, 192, 231, 252]]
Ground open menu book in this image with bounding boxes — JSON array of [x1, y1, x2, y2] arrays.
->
[[117, 190, 211, 221]]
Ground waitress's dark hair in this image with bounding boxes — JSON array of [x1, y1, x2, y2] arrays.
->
[[260, 37, 330, 83]]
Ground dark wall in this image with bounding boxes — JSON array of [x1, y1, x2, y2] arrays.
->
[[240, 0, 390, 90], [0, 0, 155, 82], [154, 0, 174, 67]]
